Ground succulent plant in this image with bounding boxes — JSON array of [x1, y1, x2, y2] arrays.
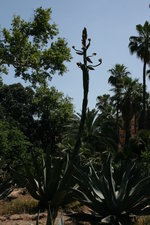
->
[[14, 152, 71, 225], [0, 179, 13, 200], [71, 154, 150, 225]]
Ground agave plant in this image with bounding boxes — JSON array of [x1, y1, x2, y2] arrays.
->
[[71, 154, 150, 225], [14, 151, 71, 225], [0, 179, 13, 200], [0, 161, 13, 200]]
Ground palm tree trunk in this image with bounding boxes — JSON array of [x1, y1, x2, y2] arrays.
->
[[134, 114, 137, 134], [125, 121, 130, 146], [142, 60, 146, 129], [116, 102, 120, 149]]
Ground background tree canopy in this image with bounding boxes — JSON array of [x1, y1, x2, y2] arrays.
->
[[0, 7, 72, 86]]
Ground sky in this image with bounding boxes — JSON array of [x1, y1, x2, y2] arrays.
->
[[0, 0, 150, 112]]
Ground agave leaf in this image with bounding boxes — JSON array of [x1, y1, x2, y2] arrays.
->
[[101, 155, 117, 211], [46, 204, 54, 225], [74, 167, 99, 200], [0, 181, 13, 200], [117, 163, 135, 201], [72, 188, 91, 202], [117, 163, 136, 212], [100, 176, 117, 213], [31, 155, 44, 197], [63, 154, 69, 175], [92, 186, 104, 200], [84, 201, 108, 216], [42, 154, 46, 192], [57, 212, 64, 225], [45, 150, 52, 190], [36, 210, 40, 225], [24, 164, 40, 194], [73, 170, 109, 215], [90, 162, 100, 181], [46, 157, 63, 198], [74, 176, 102, 206], [128, 177, 150, 210], [138, 205, 150, 215], [131, 197, 150, 214], [25, 181, 40, 200]]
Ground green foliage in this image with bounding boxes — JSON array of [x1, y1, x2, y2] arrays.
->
[[0, 83, 34, 134], [129, 21, 150, 128], [33, 85, 73, 153], [0, 153, 13, 200], [0, 120, 31, 170], [129, 21, 150, 63], [0, 82, 73, 155], [96, 94, 118, 151], [33, 85, 73, 126], [124, 129, 150, 160], [72, 154, 150, 225], [0, 7, 71, 86]]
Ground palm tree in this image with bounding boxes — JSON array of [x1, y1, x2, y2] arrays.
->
[[96, 94, 115, 119], [96, 94, 118, 151], [129, 21, 150, 128], [108, 64, 130, 146], [120, 78, 143, 145]]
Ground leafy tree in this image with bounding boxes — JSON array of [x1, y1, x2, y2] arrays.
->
[[0, 7, 71, 86], [129, 21, 150, 128], [0, 120, 31, 170], [0, 82, 34, 138], [0, 82, 74, 157], [32, 85, 73, 153]]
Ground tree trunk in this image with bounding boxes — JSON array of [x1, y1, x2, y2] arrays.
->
[[142, 60, 146, 129], [125, 120, 131, 146]]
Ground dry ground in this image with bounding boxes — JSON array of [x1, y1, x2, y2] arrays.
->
[[0, 188, 81, 225], [1, 189, 150, 225]]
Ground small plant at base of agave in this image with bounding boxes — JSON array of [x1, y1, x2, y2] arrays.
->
[[0, 179, 13, 200], [0, 162, 13, 200], [70, 154, 150, 225]]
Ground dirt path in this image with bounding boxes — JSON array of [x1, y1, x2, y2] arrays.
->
[[0, 212, 73, 225]]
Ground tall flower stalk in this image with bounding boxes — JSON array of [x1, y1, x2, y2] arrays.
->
[[72, 27, 102, 160]]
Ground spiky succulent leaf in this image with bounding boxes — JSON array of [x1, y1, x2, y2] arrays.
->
[[0, 180, 13, 200], [72, 154, 150, 224]]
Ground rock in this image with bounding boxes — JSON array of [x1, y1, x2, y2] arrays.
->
[[7, 188, 27, 201]]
